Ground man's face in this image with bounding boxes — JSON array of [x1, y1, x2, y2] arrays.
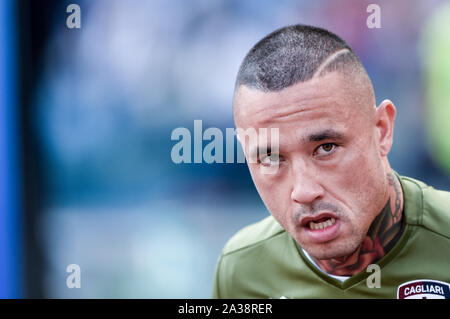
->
[[234, 72, 391, 260]]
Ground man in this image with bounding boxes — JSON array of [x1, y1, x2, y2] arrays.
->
[[212, 25, 450, 299]]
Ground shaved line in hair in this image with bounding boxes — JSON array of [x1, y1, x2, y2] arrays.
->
[[312, 48, 350, 79]]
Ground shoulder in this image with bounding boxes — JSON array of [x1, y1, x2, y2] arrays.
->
[[213, 216, 288, 298], [400, 175, 450, 239], [222, 215, 286, 256]]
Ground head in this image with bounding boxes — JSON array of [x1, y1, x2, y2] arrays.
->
[[233, 25, 397, 260]]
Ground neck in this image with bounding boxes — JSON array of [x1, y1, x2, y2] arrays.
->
[[312, 171, 404, 276]]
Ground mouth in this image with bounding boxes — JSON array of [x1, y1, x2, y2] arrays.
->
[[308, 217, 336, 230], [299, 213, 341, 243]]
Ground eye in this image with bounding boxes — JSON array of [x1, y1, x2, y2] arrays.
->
[[259, 153, 281, 166], [314, 143, 337, 156]]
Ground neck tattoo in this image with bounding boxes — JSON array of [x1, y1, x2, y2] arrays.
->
[[312, 172, 405, 276]]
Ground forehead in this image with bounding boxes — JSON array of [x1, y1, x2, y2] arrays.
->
[[234, 72, 367, 131]]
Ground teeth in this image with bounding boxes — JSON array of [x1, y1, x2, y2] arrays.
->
[[309, 217, 336, 230]]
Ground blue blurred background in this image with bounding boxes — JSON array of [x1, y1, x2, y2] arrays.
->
[[1, 0, 450, 298]]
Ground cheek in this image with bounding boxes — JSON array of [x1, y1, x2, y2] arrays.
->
[[248, 165, 291, 224], [332, 145, 386, 224]]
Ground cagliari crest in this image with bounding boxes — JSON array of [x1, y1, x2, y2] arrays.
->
[[397, 279, 450, 299]]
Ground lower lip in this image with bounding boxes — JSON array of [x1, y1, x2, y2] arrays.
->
[[302, 219, 341, 243]]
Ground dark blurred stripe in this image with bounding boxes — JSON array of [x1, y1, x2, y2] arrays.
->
[[16, 0, 62, 298]]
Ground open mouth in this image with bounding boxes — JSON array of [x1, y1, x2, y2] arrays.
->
[[300, 213, 341, 243], [308, 217, 336, 230]]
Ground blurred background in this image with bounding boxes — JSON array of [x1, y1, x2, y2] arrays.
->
[[1, 0, 450, 298]]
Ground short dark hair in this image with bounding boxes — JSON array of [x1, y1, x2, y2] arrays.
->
[[235, 24, 368, 92]]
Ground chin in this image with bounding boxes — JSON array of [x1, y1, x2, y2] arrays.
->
[[303, 239, 361, 260]]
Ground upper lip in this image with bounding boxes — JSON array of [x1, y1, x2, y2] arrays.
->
[[299, 212, 338, 227]]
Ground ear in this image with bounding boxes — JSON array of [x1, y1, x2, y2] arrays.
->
[[374, 99, 396, 157]]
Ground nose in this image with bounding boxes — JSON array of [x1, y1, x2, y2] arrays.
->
[[290, 160, 325, 205]]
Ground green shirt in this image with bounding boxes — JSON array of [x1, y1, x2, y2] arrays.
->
[[212, 175, 450, 299]]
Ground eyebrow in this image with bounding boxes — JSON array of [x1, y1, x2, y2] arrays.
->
[[248, 129, 346, 159], [307, 129, 346, 142]]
